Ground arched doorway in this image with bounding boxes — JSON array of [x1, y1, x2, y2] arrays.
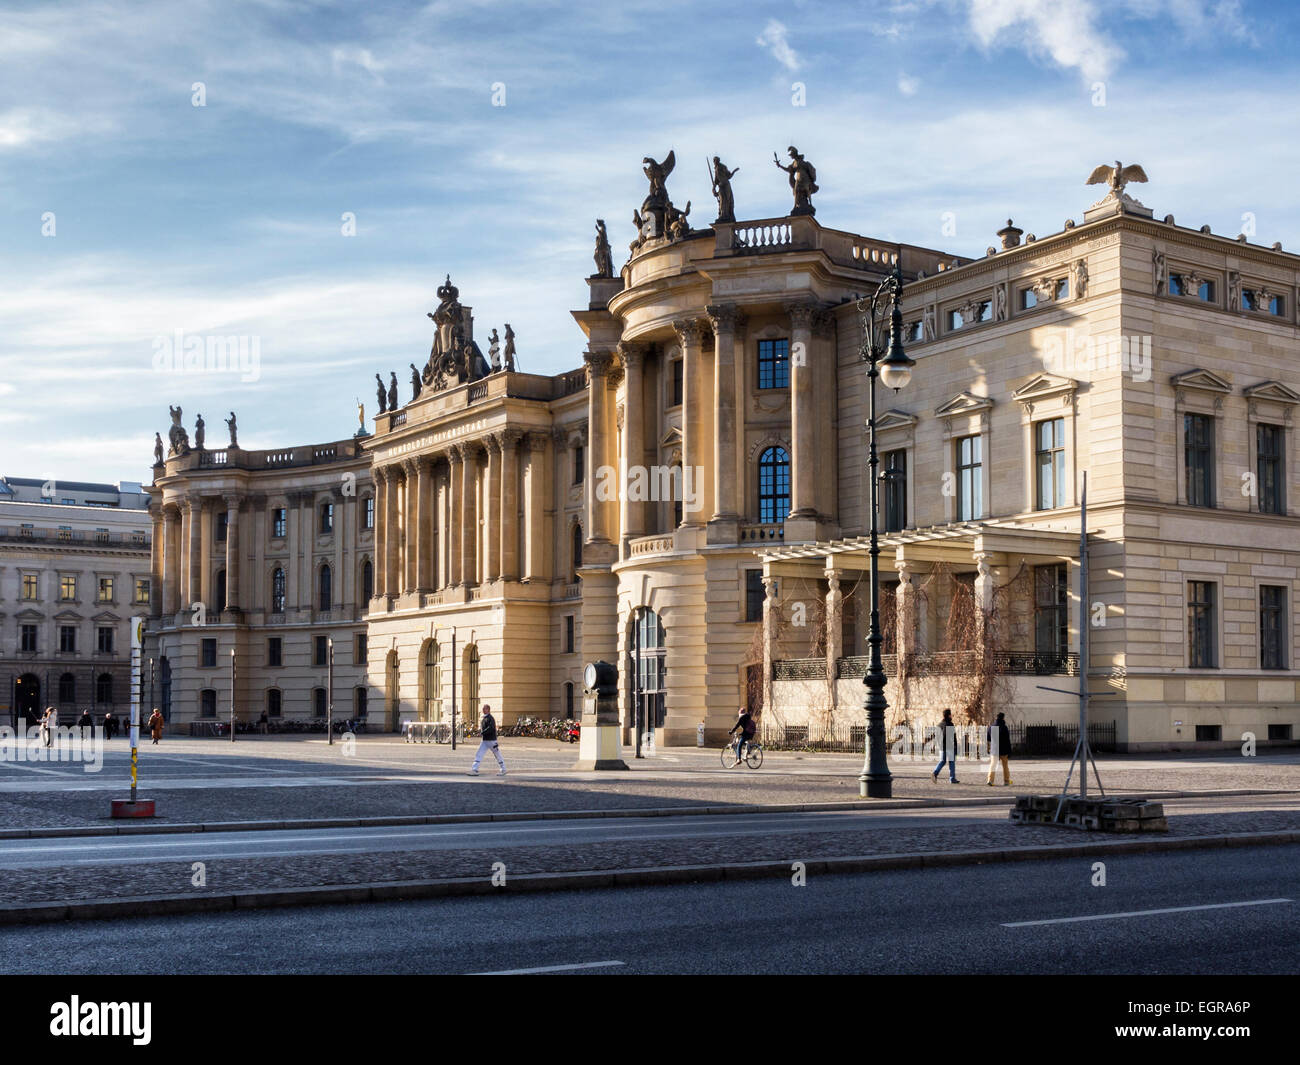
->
[[385, 649, 400, 732], [419, 639, 442, 722], [15, 674, 40, 727], [628, 608, 666, 745], [463, 644, 480, 725]]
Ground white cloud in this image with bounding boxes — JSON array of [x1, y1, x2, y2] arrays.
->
[[966, 0, 1124, 82], [898, 72, 921, 96], [756, 19, 802, 72]]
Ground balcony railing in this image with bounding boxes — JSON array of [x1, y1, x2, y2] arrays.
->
[[740, 523, 784, 543], [627, 534, 674, 558]]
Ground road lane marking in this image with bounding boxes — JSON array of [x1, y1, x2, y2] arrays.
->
[[471, 960, 625, 975], [1002, 898, 1292, 927]]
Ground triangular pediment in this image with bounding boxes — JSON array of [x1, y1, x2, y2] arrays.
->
[[54, 608, 83, 621], [1243, 380, 1300, 404], [872, 409, 917, 433], [92, 610, 122, 622], [659, 425, 683, 448], [14, 607, 44, 621], [935, 391, 994, 418], [1171, 368, 1231, 393], [1012, 373, 1078, 402]]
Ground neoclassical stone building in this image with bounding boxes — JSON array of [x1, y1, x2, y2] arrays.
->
[[143, 157, 1300, 750]]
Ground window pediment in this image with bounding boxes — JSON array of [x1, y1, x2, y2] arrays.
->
[[872, 409, 917, 434], [935, 392, 993, 418], [1171, 368, 1231, 394], [1243, 380, 1300, 404]]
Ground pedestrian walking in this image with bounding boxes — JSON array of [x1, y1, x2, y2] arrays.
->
[[148, 708, 164, 745], [931, 707, 960, 783], [41, 706, 56, 747], [468, 704, 506, 776], [259, 710, 269, 735], [77, 708, 92, 741], [986, 711, 1013, 786], [103, 710, 116, 739]]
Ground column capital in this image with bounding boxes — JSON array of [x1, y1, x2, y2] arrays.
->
[[584, 349, 615, 377], [551, 426, 569, 450], [446, 443, 465, 465], [786, 301, 818, 329], [811, 306, 836, 340], [501, 426, 525, 448], [402, 457, 420, 476], [672, 318, 704, 346], [705, 303, 746, 336], [616, 340, 647, 368], [484, 432, 503, 455], [221, 493, 243, 511], [527, 430, 550, 452]]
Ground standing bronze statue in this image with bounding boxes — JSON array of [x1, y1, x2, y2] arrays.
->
[[194, 413, 205, 450], [375, 373, 387, 413], [710, 157, 739, 223], [153, 433, 165, 466], [387, 372, 398, 411], [503, 324, 517, 372], [774, 146, 818, 216], [593, 219, 613, 278], [225, 411, 238, 448], [409, 362, 422, 402]]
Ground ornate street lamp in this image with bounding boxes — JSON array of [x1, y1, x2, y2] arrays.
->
[[857, 263, 914, 798]]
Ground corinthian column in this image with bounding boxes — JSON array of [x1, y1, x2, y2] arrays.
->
[[161, 503, 180, 616], [400, 460, 417, 593], [223, 494, 242, 613], [706, 304, 743, 527], [185, 497, 202, 607], [618, 342, 647, 539], [383, 466, 401, 596], [484, 435, 502, 582], [673, 319, 706, 528], [525, 432, 551, 581], [788, 302, 816, 520], [416, 457, 434, 593], [584, 350, 614, 543], [373, 467, 388, 598], [461, 443, 480, 585], [499, 428, 522, 581], [149, 504, 164, 619], [447, 446, 464, 586]]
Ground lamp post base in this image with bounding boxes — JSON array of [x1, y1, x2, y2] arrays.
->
[[110, 799, 156, 818], [859, 775, 892, 799]]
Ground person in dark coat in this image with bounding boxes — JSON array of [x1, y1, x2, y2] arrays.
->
[[931, 708, 960, 783], [103, 710, 116, 739], [468, 704, 506, 776], [986, 711, 1013, 786], [148, 708, 164, 744], [77, 708, 92, 741]]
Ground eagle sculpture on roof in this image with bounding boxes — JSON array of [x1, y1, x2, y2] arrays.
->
[[1086, 160, 1149, 196]]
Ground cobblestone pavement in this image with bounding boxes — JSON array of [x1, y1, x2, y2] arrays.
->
[[0, 737, 1296, 831], [1, 797, 1296, 905]]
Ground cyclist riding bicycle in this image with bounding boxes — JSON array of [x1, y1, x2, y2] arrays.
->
[[728, 707, 756, 765]]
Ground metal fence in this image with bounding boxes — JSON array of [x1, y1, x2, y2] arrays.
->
[[759, 719, 1116, 756]]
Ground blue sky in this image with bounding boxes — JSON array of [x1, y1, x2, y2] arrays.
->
[[2, 0, 1297, 483]]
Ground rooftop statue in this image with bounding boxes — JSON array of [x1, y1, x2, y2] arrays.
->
[[166, 404, 190, 456], [1085, 159, 1151, 218], [774, 145, 817, 216], [375, 372, 387, 413], [638, 151, 678, 240], [226, 411, 238, 448], [593, 219, 613, 278], [387, 371, 398, 411], [710, 156, 739, 223], [503, 324, 517, 372], [488, 328, 501, 372], [194, 413, 205, 450], [422, 274, 489, 390]]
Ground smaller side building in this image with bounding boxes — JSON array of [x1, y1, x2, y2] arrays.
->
[[0, 477, 152, 726]]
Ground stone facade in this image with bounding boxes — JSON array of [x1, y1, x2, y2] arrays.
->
[[0, 478, 151, 725], [135, 176, 1300, 752]]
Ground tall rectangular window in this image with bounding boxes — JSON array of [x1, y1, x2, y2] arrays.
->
[[319, 502, 334, 534], [670, 359, 683, 406], [200, 689, 217, 718], [60, 625, 77, 653], [355, 633, 367, 663], [1188, 580, 1217, 668], [1184, 413, 1214, 507], [573, 444, 585, 484], [20, 625, 37, 653], [883, 449, 907, 532], [1035, 418, 1066, 510], [97, 626, 114, 654], [268, 637, 283, 668], [97, 576, 114, 603], [272, 508, 287, 538], [563, 615, 575, 654], [215, 511, 228, 542], [201, 638, 217, 668], [757, 339, 790, 389], [1260, 585, 1286, 670], [22, 574, 38, 600], [60, 575, 77, 600], [956, 435, 983, 521], [1257, 423, 1284, 515], [135, 578, 151, 604], [314, 635, 328, 667], [364, 496, 375, 530], [1034, 564, 1068, 660], [744, 570, 765, 623]]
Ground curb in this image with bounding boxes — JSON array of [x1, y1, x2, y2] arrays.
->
[[0, 787, 1284, 842], [1, 829, 1296, 926]]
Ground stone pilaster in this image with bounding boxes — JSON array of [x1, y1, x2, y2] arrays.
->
[[787, 302, 816, 522], [484, 435, 502, 582], [223, 493, 242, 613], [584, 350, 614, 542], [382, 467, 401, 597], [525, 432, 551, 582], [673, 319, 706, 528], [416, 457, 434, 593], [447, 446, 464, 586], [461, 443, 481, 585], [706, 305, 744, 541], [499, 428, 522, 581], [618, 341, 647, 541]]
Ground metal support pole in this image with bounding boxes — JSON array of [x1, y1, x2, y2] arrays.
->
[[450, 628, 457, 751], [230, 648, 236, 742], [327, 636, 334, 745]]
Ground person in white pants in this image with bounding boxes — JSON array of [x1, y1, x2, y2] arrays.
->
[[469, 704, 506, 776]]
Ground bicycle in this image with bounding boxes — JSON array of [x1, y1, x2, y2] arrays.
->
[[720, 737, 763, 769]]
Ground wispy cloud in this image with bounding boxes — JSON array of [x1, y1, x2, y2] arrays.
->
[[756, 19, 802, 72], [966, 0, 1123, 82]]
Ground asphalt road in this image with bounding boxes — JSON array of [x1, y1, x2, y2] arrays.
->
[[0, 844, 1294, 974]]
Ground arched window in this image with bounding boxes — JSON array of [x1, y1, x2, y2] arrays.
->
[[200, 688, 217, 718], [267, 689, 282, 718], [464, 645, 480, 724], [214, 569, 226, 613], [271, 567, 286, 613], [95, 673, 113, 705], [758, 446, 791, 525], [421, 639, 442, 722], [361, 559, 374, 601], [59, 673, 76, 704], [570, 523, 583, 580], [318, 564, 332, 612]]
